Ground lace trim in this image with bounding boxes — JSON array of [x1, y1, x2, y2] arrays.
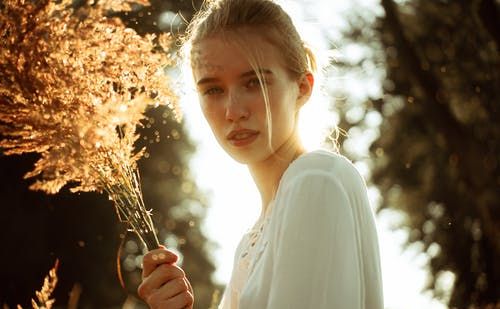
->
[[238, 203, 272, 270]]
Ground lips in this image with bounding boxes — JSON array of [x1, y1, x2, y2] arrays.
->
[[226, 129, 259, 141]]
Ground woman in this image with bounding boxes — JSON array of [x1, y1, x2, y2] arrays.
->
[[137, 0, 384, 308]]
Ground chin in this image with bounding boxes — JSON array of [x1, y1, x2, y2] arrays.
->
[[226, 150, 258, 164], [223, 146, 268, 165]]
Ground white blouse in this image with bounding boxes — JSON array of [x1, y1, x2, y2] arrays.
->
[[218, 149, 384, 309]]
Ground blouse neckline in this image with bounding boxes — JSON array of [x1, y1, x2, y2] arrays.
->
[[254, 149, 320, 224]]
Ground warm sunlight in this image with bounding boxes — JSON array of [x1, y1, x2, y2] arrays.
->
[[2, 0, 493, 307], [178, 1, 452, 308]]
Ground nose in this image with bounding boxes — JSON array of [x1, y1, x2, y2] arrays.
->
[[225, 89, 250, 122]]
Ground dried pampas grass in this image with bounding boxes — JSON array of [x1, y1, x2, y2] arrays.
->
[[0, 0, 180, 249]]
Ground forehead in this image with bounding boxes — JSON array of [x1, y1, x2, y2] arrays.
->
[[191, 31, 285, 80]]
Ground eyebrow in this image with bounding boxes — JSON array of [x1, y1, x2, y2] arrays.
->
[[196, 69, 274, 86]]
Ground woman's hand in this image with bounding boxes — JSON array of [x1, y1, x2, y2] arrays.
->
[[138, 247, 194, 309]]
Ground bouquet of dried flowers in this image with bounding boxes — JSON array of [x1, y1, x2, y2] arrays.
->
[[0, 0, 180, 250]]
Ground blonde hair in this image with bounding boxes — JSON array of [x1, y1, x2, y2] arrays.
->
[[182, 0, 319, 154], [184, 0, 316, 77]]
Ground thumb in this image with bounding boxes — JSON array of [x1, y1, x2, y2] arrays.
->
[[142, 247, 178, 279]]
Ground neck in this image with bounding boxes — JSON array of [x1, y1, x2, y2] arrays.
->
[[247, 136, 305, 219]]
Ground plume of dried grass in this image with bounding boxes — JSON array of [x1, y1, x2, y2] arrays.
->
[[0, 0, 180, 249], [30, 260, 59, 309], [13, 259, 59, 309]]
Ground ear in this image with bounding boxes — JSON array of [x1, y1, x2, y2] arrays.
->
[[296, 72, 314, 109]]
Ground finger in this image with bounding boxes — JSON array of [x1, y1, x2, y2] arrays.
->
[[144, 277, 188, 308], [142, 247, 178, 279], [155, 277, 189, 300], [138, 264, 185, 300], [162, 290, 194, 309], [142, 264, 185, 294], [184, 277, 194, 294]]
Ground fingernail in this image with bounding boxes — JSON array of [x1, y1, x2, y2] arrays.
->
[[158, 253, 166, 260], [152, 254, 158, 261]]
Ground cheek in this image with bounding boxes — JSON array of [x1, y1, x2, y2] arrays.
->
[[269, 92, 297, 134], [200, 102, 224, 130], [270, 89, 295, 118]]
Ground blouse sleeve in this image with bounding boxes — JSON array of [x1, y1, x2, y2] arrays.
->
[[266, 170, 366, 308]]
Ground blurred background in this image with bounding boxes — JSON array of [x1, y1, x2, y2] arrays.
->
[[0, 0, 498, 308]]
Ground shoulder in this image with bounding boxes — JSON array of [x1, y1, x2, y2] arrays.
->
[[280, 148, 366, 196], [272, 150, 362, 237]]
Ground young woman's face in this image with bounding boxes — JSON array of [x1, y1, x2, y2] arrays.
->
[[191, 31, 310, 164]]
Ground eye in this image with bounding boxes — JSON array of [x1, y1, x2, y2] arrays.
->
[[246, 77, 262, 89], [203, 87, 223, 96]]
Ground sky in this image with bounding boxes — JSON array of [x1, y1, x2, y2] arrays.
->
[[174, 0, 453, 308]]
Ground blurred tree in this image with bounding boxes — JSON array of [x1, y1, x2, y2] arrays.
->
[[0, 1, 221, 308], [370, 0, 499, 307]]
